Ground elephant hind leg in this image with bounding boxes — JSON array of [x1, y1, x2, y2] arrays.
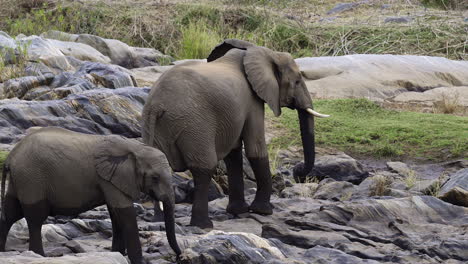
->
[[0, 195, 24, 251], [190, 167, 216, 229], [23, 200, 49, 256], [224, 145, 249, 215]]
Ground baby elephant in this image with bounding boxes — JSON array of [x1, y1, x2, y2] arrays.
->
[[0, 127, 181, 264]]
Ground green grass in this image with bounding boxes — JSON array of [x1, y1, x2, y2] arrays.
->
[[268, 99, 468, 161], [0, 151, 8, 171], [177, 21, 222, 59]]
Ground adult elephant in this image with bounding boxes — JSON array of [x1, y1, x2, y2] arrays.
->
[[142, 39, 328, 229], [0, 127, 181, 264]]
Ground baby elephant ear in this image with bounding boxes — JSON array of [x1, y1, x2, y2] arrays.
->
[[94, 137, 140, 201], [207, 39, 255, 62]]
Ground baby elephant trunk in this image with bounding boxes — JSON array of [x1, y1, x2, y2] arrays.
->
[[162, 197, 182, 256]]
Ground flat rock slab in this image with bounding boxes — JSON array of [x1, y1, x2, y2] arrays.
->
[[0, 251, 128, 264], [296, 54, 468, 100], [0, 87, 149, 145], [439, 168, 468, 207]]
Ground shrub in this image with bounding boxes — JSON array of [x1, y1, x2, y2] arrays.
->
[[370, 175, 392, 196], [432, 92, 463, 115], [0, 152, 8, 171], [0, 40, 31, 82], [421, 0, 467, 10], [177, 21, 222, 59]]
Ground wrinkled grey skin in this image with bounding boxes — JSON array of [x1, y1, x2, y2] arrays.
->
[[0, 127, 181, 264], [142, 40, 316, 229]]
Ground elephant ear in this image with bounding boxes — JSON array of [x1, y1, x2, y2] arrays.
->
[[94, 137, 140, 200], [207, 39, 255, 62], [243, 46, 281, 116]]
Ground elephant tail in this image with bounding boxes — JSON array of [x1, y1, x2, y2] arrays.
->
[[1, 162, 9, 220]]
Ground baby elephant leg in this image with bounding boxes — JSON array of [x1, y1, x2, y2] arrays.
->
[[0, 195, 24, 251], [108, 205, 126, 255], [109, 206, 143, 264]]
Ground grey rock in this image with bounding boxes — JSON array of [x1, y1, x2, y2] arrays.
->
[[439, 168, 468, 207], [75, 34, 171, 69], [296, 55, 468, 100], [75, 62, 137, 88], [179, 230, 292, 264], [76, 34, 135, 68], [309, 153, 369, 184], [130, 65, 171, 87], [313, 179, 356, 201], [48, 39, 111, 64], [3, 74, 54, 99], [327, 3, 359, 15], [386, 161, 412, 176], [173, 174, 224, 204], [0, 251, 129, 264], [280, 183, 318, 198], [40, 30, 79, 42], [19, 35, 73, 71], [0, 87, 149, 144], [384, 16, 412, 23], [171, 59, 206, 65], [0, 31, 17, 50], [131, 47, 174, 67], [304, 245, 380, 263]]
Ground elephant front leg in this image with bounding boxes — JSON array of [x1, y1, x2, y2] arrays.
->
[[224, 146, 249, 215], [247, 157, 273, 215], [110, 206, 143, 264], [243, 115, 273, 215], [107, 205, 126, 255], [190, 167, 215, 229]]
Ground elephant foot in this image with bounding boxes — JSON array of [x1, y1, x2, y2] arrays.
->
[[226, 201, 249, 215], [190, 217, 213, 229], [249, 200, 273, 215]]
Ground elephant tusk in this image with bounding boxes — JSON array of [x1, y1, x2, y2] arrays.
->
[[307, 108, 330, 118], [159, 201, 164, 211]]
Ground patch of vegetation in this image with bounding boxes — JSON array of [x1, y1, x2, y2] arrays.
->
[[177, 21, 222, 59], [404, 169, 418, 189], [421, 0, 467, 9], [370, 175, 392, 196], [0, 151, 8, 171], [268, 99, 468, 161], [1, 1, 466, 60], [432, 92, 464, 115], [0, 40, 31, 82]]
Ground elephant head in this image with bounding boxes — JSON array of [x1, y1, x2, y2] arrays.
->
[[208, 40, 330, 183], [94, 136, 181, 255]]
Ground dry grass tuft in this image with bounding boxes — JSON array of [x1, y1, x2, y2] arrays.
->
[[370, 175, 392, 196], [404, 169, 418, 189], [432, 92, 464, 114]]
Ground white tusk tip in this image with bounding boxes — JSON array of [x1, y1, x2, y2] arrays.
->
[[306, 108, 330, 118]]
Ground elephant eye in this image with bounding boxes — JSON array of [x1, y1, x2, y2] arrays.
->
[[295, 80, 301, 86]]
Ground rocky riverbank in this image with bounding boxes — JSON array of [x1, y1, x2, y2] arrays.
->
[[1, 31, 467, 263]]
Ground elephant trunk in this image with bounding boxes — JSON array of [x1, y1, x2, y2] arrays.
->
[[162, 198, 182, 256], [293, 109, 315, 183]]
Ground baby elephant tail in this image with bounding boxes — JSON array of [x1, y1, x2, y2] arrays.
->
[[1, 162, 9, 220]]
